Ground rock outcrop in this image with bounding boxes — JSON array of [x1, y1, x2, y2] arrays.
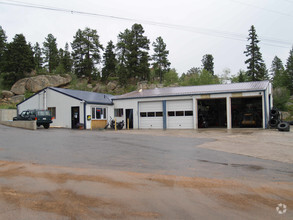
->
[[1, 90, 14, 98], [11, 74, 72, 95]]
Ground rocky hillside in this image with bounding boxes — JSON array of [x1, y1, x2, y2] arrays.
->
[[0, 74, 71, 105]]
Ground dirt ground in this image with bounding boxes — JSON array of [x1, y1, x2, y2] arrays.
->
[[0, 161, 292, 220], [0, 127, 292, 219]]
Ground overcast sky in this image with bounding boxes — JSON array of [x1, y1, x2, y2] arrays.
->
[[0, 0, 292, 77]]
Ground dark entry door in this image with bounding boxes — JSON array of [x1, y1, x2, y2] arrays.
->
[[71, 106, 80, 129], [126, 109, 133, 129]]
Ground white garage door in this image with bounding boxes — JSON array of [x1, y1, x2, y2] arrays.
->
[[167, 100, 194, 129], [139, 102, 163, 129]]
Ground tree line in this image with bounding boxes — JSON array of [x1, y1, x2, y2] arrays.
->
[[0, 24, 292, 108], [0, 24, 171, 86]]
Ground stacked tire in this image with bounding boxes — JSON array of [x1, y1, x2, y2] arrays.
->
[[268, 108, 290, 132], [268, 108, 280, 128]]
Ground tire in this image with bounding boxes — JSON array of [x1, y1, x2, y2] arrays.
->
[[277, 122, 290, 132], [270, 108, 279, 117], [269, 119, 279, 128], [43, 124, 50, 129]]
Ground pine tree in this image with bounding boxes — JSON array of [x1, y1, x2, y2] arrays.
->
[[43, 34, 59, 73], [286, 46, 293, 94], [271, 56, 289, 88], [1, 34, 34, 86], [244, 25, 266, 81], [116, 24, 150, 83], [201, 54, 214, 75], [33, 42, 43, 72], [102, 41, 117, 82], [71, 27, 103, 81], [152, 36, 171, 83], [0, 26, 7, 66], [58, 43, 73, 73]]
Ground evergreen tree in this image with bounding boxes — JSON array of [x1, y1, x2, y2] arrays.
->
[[102, 41, 117, 82], [43, 34, 59, 73], [71, 27, 103, 82], [116, 24, 150, 83], [271, 56, 289, 88], [1, 34, 34, 86], [58, 43, 73, 73], [152, 36, 171, 83], [286, 46, 293, 94], [244, 25, 266, 81], [0, 25, 7, 67], [33, 42, 43, 72], [201, 54, 214, 75]]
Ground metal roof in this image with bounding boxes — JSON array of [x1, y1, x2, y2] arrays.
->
[[113, 81, 270, 100], [50, 87, 114, 105]]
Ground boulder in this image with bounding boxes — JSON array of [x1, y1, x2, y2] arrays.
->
[[10, 95, 25, 104], [1, 90, 14, 98], [25, 75, 51, 92], [46, 74, 72, 87], [10, 78, 28, 95], [93, 83, 107, 93], [11, 74, 72, 94], [107, 81, 118, 91]]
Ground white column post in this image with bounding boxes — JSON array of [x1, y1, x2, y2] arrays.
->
[[226, 96, 232, 129]]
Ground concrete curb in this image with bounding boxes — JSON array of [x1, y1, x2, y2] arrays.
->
[[0, 121, 37, 130]]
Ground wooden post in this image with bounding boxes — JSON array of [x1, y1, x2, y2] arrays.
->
[[127, 118, 129, 130]]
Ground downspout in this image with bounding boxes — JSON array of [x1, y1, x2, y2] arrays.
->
[[43, 89, 47, 110], [137, 102, 140, 129], [84, 101, 87, 130]]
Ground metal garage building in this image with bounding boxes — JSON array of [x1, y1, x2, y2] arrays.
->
[[17, 81, 272, 130], [112, 81, 272, 129]]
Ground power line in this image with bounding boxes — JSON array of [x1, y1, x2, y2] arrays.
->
[[227, 0, 293, 18], [0, 0, 292, 49]]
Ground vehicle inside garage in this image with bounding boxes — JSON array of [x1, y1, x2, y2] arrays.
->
[[198, 99, 227, 128], [231, 97, 262, 128]]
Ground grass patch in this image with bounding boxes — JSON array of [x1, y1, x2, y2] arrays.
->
[[0, 103, 16, 109]]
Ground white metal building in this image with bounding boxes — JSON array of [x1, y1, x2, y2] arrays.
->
[[17, 87, 113, 129], [112, 81, 272, 129], [17, 81, 272, 130]]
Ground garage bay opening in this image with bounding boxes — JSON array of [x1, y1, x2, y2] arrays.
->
[[231, 97, 262, 128], [198, 99, 227, 128]]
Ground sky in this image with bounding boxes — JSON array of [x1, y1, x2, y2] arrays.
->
[[0, 0, 292, 77]]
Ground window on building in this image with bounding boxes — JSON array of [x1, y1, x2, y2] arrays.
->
[[185, 111, 193, 116], [92, 107, 107, 119], [114, 108, 123, 117], [48, 107, 56, 119], [140, 112, 147, 117], [176, 111, 184, 116], [156, 112, 163, 117], [168, 111, 175, 116], [147, 112, 155, 117]]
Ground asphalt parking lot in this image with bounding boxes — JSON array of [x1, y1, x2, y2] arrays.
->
[[0, 125, 292, 181], [0, 124, 292, 219]]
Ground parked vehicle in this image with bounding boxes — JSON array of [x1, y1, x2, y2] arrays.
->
[[104, 117, 124, 130], [13, 109, 53, 129]]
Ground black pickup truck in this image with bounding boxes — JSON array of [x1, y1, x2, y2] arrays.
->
[[13, 109, 53, 129]]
